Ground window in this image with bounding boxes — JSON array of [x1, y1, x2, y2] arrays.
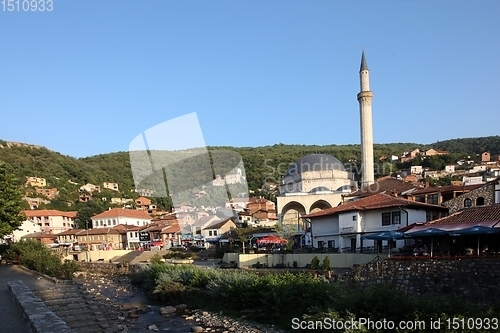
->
[[464, 198, 472, 208], [427, 194, 438, 205], [209, 231, 213, 236], [352, 215, 357, 221], [392, 211, 401, 225], [214, 230, 217, 236], [415, 196, 426, 203], [382, 212, 391, 226], [113, 219, 117, 225], [476, 197, 485, 206]]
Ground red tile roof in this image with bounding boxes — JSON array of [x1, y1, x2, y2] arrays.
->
[[92, 208, 152, 220], [346, 178, 419, 198], [305, 193, 447, 218], [426, 204, 500, 226], [24, 210, 77, 218], [410, 184, 482, 195]]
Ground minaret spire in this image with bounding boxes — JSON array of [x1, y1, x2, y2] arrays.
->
[[360, 50, 369, 72], [357, 50, 375, 187]]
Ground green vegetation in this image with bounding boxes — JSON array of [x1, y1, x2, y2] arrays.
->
[[0, 161, 25, 238], [5, 240, 79, 279], [131, 263, 498, 332], [310, 256, 320, 270]]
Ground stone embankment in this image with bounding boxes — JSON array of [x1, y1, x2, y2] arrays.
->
[[345, 257, 500, 305]]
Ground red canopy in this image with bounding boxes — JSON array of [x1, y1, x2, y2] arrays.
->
[[256, 235, 287, 245]]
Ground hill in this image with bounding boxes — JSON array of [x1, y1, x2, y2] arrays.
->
[[1, 136, 499, 215]]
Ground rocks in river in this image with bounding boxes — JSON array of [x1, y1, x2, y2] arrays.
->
[[75, 271, 285, 333], [159, 306, 177, 315]]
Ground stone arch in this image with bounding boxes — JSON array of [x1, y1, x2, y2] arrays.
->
[[281, 201, 307, 230], [309, 199, 333, 214], [464, 198, 472, 208]]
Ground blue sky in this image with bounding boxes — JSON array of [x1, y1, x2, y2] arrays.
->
[[1, 0, 499, 158]]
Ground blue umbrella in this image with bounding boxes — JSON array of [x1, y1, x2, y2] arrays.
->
[[404, 228, 449, 257], [449, 226, 500, 236], [362, 230, 405, 240], [449, 226, 500, 256], [404, 228, 448, 238], [362, 231, 405, 257]]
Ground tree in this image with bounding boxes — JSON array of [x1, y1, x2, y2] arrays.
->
[[0, 161, 25, 237], [75, 200, 105, 229]]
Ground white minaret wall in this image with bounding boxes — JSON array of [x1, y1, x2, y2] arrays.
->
[[357, 51, 375, 187]]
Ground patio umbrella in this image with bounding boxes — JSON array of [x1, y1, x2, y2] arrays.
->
[[362, 231, 405, 257], [256, 235, 287, 245], [449, 226, 500, 256], [404, 228, 448, 257]]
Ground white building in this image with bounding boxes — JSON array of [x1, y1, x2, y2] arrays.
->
[[91, 208, 152, 228], [410, 165, 423, 175], [103, 182, 119, 191], [7, 219, 42, 243], [79, 183, 101, 194], [305, 193, 448, 253], [24, 210, 77, 234]]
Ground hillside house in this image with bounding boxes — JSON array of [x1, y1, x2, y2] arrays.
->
[[103, 182, 119, 191], [26, 177, 46, 187]]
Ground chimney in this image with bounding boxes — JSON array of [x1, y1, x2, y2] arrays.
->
[[425, 179, 430, 188]]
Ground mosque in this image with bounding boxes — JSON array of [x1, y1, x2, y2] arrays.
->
[[277, 51, 375, 230]]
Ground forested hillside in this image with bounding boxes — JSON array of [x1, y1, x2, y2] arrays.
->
[[0, 136, 499, 215]]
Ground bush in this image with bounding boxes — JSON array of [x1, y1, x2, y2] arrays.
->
[[6, 240, 79, 280], [322, 256, 330, 271], [310, 256, 320, 270]]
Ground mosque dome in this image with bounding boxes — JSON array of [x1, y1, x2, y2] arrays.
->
[[284, 154, 345, 177]]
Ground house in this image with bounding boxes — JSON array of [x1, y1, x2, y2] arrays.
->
[[91, 208, 152, 228], [75, 227, 126, 251], [225, 197, 249, 211], [22, 232, 57, 245], [6, 219, 42, 243], [135, 197, 156, 213], [482, 152, 491, 163], [445, 165, 455, 173], [56, 229, 81, 245], [202, 218, 238, 247], [79, 193, 92, 203], [406, 184, 483, 207], [304, 193, 448, 253], [135, 188, 154, 197], [24, 210, 77, 234], [110, 197, 134, 205], [79, 183, 101, 194], [23, 197, 50, 210], [443, 178, 500, 213], [344, 177, 419, 201], [34, 187, 59, 199], [103, 182, 119, 191], [424, 149, 449, 157], [410, 166, 423, 175], [400, 148, 421, 163], [25, 177, 47, 187], [115, 225, 143, 250], [247, 197, 276, 212]]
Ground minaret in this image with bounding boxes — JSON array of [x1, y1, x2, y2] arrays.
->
[[357, 51, 375, 187]]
